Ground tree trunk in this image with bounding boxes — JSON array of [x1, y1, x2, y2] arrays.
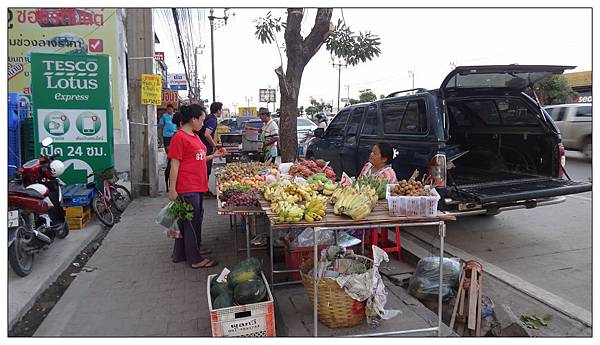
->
[[276, 8, 334, 163]]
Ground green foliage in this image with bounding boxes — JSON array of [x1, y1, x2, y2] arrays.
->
[[534, 75, 578, 105], [349, 98, 360, 105], [358, 89, 377, 103], [167, 198, 194, 221], [254, 12, 286, 44], [379, 94, 386, 99], [305, 98, 332, 115], [326, 19, 381, 66]]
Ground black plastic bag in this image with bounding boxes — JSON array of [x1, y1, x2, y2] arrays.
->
[[408, 256, 461, 301]]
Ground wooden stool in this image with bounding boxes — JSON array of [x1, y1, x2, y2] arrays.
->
[[367, 227, 401, 259]]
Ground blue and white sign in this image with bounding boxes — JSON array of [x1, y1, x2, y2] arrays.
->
[[168, 73, 187, 91]]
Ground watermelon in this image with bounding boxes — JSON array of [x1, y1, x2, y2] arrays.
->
[[210, 281, 232, 301], [232, 257, 262, 273], [233, 279, 267, 305], [213, 292, 234, 309], [227, 268, 258, 289]]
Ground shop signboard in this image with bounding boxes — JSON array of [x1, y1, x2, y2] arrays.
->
[[8, 8, 122, 128], [161, 89, 179, 109], [168, 73, 187, 91], [141, 74, 162, 105], [31, 53, 113, 185], [238, 107, 257, 117]]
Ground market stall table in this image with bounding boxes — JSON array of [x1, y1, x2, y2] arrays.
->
[[216, 184, 265, 259], [259, 196, 456, 337]]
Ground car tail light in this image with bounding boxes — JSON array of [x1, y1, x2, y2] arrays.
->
[[558, 143, 566, 178], [428, 153, 447, 188]]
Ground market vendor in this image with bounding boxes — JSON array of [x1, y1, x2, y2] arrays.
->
[[359, 142, 398, 182], [258, 107, 279, 163]]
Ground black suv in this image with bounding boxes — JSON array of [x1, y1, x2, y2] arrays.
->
[[306, 65, 591, 216]]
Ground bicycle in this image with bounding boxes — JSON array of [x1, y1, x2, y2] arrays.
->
[[86, 168, 132, 227]]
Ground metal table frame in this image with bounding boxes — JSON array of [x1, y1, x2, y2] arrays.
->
[[268, 219, 447, 337]]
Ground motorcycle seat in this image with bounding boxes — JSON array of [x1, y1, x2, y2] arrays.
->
[[9, 185, 46, 199]]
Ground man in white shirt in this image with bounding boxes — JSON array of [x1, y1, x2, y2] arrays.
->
[[258, 107, 279, 162]]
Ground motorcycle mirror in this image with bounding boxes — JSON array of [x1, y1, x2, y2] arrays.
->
[[41, 137, 54, 147]]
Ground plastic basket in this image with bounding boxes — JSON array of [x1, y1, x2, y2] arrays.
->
[[283, 239, 329, 281], [207, 272, 276, 337], [63, 184, 96, 206], [386, 184, 440, 217]]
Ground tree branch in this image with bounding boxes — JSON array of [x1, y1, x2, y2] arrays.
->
[[302, 8, 334, 64]]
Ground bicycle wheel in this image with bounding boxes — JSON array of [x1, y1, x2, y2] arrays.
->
[[111, 184, 132, 213], [92, 195, 115, 227]]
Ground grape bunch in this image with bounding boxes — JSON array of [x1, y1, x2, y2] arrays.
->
[[223, 191, 260, 208]]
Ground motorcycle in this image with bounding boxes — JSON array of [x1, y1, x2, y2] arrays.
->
[[8, 182, 55, 276], [8, 137, 69, 276], [19, 137, 69, 238]]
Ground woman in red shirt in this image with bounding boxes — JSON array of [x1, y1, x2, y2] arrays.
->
[[168, 104, 225, 268]]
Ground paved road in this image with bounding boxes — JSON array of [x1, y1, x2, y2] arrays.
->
[[408, 151, 592, 311]]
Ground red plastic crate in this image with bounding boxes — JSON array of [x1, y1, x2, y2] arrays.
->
[[282, 239, 329, 281]]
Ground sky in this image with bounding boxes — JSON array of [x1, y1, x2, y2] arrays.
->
[[154, 7, 592, 114]]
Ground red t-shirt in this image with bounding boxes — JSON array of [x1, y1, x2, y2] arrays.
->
[[167, 130, 208, 193]]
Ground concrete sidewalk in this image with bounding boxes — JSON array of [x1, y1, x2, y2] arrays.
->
[[8, 221, 103, 329], [35, 195, 236, 336]]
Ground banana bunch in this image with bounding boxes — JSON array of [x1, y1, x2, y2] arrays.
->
[[303, 198, 327, 222], [333, 185, 377, 220], [272, 201, 306, 223], [321, 182, 337, 196]]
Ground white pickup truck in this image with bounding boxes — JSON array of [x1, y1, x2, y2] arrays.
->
[[544, 103, 592, 160]]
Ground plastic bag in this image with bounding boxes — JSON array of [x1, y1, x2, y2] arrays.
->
[[290, 228, 335, 248], [165, 221, 182, 239], [290, 228, 361, 249], [408, 256, 461, 301], [156, 202, 177, 229]]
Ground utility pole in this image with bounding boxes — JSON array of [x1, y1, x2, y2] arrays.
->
[[208, 8, 229, 103], [346, 85, 350, 106], [332, 58, 347, 113], [126, 8, 159, 197], [408, 70, 415, 89]]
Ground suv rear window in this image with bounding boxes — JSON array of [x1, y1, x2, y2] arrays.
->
[[576, 106, 592, 117], [449, 98, 539, 126], [382, 99, 427, 134]]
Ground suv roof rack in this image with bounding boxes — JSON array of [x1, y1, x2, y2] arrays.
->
[[386, 88, 429, 98]]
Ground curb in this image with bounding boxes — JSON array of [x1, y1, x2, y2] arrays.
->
[[402, 230, 592, 327], [8, 222, 104, 329]]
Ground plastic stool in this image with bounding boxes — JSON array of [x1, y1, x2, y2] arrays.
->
[[368, 227, 401, 259]]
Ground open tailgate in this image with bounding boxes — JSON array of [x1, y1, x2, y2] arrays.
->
[[454, 178, 591, 204]]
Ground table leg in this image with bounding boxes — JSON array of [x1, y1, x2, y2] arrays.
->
[[233, 215, 238, 256], [437, 221, 446, 336], [361, 229, 365, 255], [313, 226, 318, 337], [245, 216, 251, 259], [269, 221, 274, 289]]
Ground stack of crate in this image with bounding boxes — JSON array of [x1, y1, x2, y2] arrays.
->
[[66, 205, 93, 230], [63, 184, 96, 230]]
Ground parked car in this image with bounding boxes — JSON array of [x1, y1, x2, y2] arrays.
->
[[273, 117, 318, 157], [544, 103, 592, 159], [306, 65, 591, 216]]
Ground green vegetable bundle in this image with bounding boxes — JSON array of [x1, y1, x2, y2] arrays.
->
[[167, 198, 194, 221], [222, 183, 253, 193], [355, 175, 390, 199]]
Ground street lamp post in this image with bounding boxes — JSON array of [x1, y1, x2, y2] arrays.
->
[[332, 58, 347, 113], [208, 8, 229, 103]]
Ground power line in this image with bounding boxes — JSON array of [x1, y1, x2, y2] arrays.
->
[[172, 8, 192, 96]]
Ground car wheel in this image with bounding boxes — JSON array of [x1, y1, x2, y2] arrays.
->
[[582, 137, 592, 161]]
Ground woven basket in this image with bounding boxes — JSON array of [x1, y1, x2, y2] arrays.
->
[[299, 260, 366, 328]]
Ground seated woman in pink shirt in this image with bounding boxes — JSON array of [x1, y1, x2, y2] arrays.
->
[[359, 142, 398, 182]]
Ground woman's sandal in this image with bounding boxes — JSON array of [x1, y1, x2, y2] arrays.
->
[[191, 258, 218, 269]]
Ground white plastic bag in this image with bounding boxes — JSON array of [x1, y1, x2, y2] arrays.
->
[[156, 201, 177, 229]]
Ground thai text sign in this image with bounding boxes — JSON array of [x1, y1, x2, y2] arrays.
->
[[141, 74, 162, 105], [31, 53, 114, 185]]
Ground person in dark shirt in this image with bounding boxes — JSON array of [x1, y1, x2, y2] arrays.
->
[[198, 102, 222, 178]]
